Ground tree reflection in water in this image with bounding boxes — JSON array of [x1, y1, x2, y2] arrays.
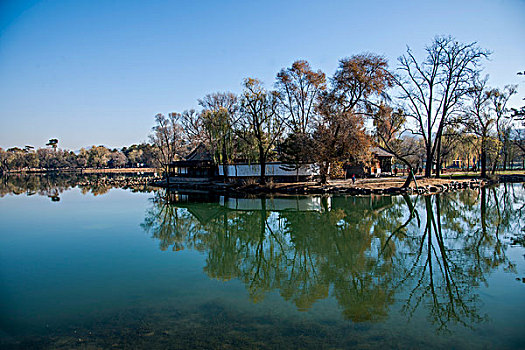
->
[[0, 173, 154, 201], [141, 184, 525, 331]]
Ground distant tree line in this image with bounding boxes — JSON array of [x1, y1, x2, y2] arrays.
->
[[151, 35, 524, 185], [0, 140, 160, 174], [0, 173, 154, 199]]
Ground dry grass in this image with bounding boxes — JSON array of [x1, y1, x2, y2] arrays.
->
[[329, 177, 479, 190]]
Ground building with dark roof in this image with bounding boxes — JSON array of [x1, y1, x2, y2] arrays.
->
[[168, 143, 217, 180], [345, 146, 395, 177]]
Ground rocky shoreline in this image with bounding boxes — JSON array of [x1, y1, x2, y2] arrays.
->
[[155, 177, 503, 197], [51, 174, 522, 196]]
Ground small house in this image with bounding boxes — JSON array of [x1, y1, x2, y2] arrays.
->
[[168, 143, 217, 181], [369, 147, 394, 175], [345, 146, 395, 178]]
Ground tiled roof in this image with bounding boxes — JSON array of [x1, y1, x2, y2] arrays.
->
[[186, 143, 213, 161], [370, 147, 394, 158]]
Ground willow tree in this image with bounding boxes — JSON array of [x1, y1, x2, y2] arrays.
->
[[198, 92, 239, 180], [394, 36, 489, 177], [463, 82, 516, 176], [490, 85, 517, 173], [463, 76, 496, 178], [238, 78, 283, 185], [200, 108, 234, 179]]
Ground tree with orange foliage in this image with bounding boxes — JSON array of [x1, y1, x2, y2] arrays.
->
[[314, 54, 391, 183], [275, 60, 326, 134]]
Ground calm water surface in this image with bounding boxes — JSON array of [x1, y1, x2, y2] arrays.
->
[[0, 175, 524, 349]]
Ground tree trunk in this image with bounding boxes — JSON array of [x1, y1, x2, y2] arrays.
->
[[401, 168, 417, 189], [319, 161, 329, 184], [435, 136, 442, 178], [491, 153, 498, 175], [480, 148, 487, 178], [425, 146, 432, 178]]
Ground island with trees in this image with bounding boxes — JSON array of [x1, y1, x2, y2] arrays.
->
[[2, 36, 524, 195]]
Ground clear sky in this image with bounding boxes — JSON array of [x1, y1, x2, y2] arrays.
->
[[0, 0, 524, 150]]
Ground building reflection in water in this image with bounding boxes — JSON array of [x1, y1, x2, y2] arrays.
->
[[142, 184, 525, 330]]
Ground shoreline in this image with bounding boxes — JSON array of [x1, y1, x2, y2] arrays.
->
[[4, 172, 523, 196], [155, 176, 515, 196]]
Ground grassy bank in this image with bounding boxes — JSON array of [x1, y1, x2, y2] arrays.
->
[[438, 170, 525, 178]]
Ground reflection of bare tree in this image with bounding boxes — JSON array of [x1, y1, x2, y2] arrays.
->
[[141, 185, 525, 330], [398, 185, 524, 331], [492, 183, 525, 249], [400, 195, 487, 331]]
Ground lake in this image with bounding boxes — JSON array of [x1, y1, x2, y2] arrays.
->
[[1, 175, 524, 349]]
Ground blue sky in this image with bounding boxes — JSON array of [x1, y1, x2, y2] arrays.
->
[[0, 0, 524, 150]]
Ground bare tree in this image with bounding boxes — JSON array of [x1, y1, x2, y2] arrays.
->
[[180, 109, 206, 149], [510, 71, 525, 158], [490, 85, 517, 173], [274, 60, 325, 176], [393, 36, 489, 178], [275, 60, 326, 134], [462, 76, 499, 177], [199, 92, 238, 115], [237, 78, 284, 184], [150, 113, 185, 187]]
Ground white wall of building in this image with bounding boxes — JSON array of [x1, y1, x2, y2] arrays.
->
[[218, 163, 319, 177]]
